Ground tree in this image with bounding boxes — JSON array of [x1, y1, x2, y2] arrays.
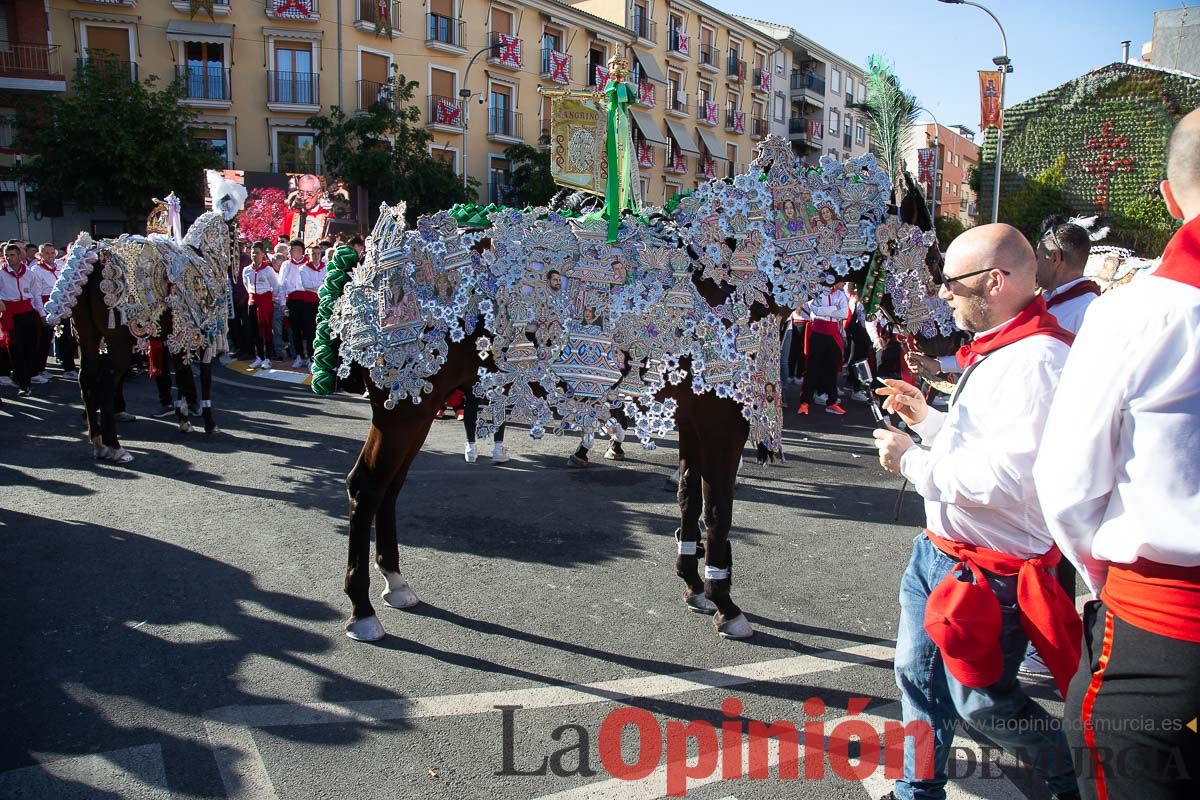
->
[[503, 134, 556, 208], [14, 61, 221, 225], [934, 215, 967, 251], [997, 155, 1072, 244], [851, 55, 920, 199], [308, 69, 478, 224]]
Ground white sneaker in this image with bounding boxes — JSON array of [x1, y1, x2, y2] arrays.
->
[[31, 374, 49, 384], [851, 390, 869, 402], [814, 393, 828, 405], [464, 442, 478, 463], [492, 443, 510, 464], [292, 356, 304, 369], [62, 370, 79, 380], [0, 376, 13, 388], [249, 357, 263, 368], [260, 359, 271, 370]]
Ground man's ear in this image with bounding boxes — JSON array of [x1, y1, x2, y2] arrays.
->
[[1161, 180, 1185, 221]]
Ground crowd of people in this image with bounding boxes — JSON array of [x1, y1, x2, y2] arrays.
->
[[0, 240, 77, 399], [866, 110, 1200, 800]]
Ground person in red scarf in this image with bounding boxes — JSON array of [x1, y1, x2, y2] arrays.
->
[[1034, 110, 1200, 800], [797, 282, 849, 415], [0, 242, 43, 396], [871, 224, 1081, 800], [278, 239, 325, 369], [1036, 219, 1100, 335], [242, 242, 280, 370]]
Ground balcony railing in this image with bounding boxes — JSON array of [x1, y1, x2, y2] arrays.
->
[[77, 58, 138, 83], [487, 32, 523, 68], [357, 79, 392, 111], [357, 0, 399, 29], [668, 92, 688, 115], [666, 146, 687, 174], [696, 101, 715, 124], [788, 116, 806, 135], [427, 13, 464, 48], [752, 68, 767, 90], [0, 43, 63, 77], [790, 71, 825, 95], [266, 0, 318, 19], [267, 71, 318, 106], [540, 47, 568, 79], [631, 13, 656, 43], [752, 117, 768, 138], [487, 107, 522, 140], [428, 94, 464, 127], [488, 180, 514, 205], [272, 160, 321, 174], [668, 30, 688, 55], [176, 65, 231, 102], [698, 44, 717, 68], [0, 117, 16, 149], [726, 55, 745, 80]]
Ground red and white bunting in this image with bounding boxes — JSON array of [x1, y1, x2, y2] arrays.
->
[[704, 100, 719, 126], [703, 159, 716, 179], [638, 80, 655, 108], [676, 33, 690, 55], [733, 111, 745, 135], [758, 69, 771, 92], [808, 119, 823, 139], [673, 149, 686, 172], [548, 50, 570, 85], [274, 0, 313, 18], [435, 98, 461, 126], [594, 64, 610, 88], [496, 34, 522, 68], [638, 140, 655, 168]]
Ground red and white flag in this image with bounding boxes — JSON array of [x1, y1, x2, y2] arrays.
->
[[496, 34, 522, 69], [548, 50, 570, 85]]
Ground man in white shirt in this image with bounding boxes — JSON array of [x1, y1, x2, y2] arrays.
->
[[242, 242, 280, 369], [797, 283, 848, 415], [278, 239, 325, 369], [0, 242, 43, 396], [1035, 220, 1100, 335], [871, 224, 1080, 800], [1034, 109, 1200, 800]]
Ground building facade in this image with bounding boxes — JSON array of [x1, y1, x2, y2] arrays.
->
[[903, 122, 979, 225], [736, 18, 871, 168], [1, 0, 797, 239]]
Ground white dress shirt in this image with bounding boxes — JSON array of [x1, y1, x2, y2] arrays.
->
[[278, 258, 326, 296], [806, 288, 848, 322], [901, 330, 1071, 558], [28, 258, 59, 300], [1034, 273, 1200, 594], [1044, 277, 1098, 335], [0, 262, 42, 311], [242, 264, 280, 298]]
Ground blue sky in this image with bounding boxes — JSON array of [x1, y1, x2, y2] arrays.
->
[[730, 0, 1169, 139]]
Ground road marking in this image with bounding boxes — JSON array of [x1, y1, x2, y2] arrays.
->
[[0, 744, 172, 799], [203, 642, 894, 800]]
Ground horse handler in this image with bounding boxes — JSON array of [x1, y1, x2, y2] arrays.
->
[[871, 224, 1081, 800]]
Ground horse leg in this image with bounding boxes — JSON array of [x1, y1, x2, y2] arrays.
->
[[198, 356, 218, 434], [675, 423, 714, 614], [95, 351, 121, 450], [700, 405, 752, 639], [373, 424, 433, 610], [78, 354, 103, 454], [173, 353, 197, 433]]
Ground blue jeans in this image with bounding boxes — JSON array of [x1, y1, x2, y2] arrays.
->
[[893, 533, 1078, 799]]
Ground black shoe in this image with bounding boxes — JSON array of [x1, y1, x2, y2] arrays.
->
[[17, 388, 31, 397]]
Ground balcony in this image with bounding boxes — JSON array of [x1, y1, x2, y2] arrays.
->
[[0, 44, 66, 92], [791, 71, 826, 100], [631, 14, 656, 45], [487, 107, 523, 144], [427, 94, 464, 131], [667, 92, 688, 117], [272, 160, 321, 174], [751, 117, 768, 139], [176, 65, 231, 107], [726, 55, 745, 82], [173, 0, 229, 13], [266, 0, 319, 21], [77, 58, 138, 84], [427, 13, 466, 54], [667, 30, 689, 59], [487, 32, 523, 70], [357, 79, 392, 112], [695, 158, 716, 179], [77, 0, 136, 6], [355, 0, 399, 36], [696, 100, 717, 126], [633, 80, 655, 109], [698, 44, 718, 71], [488, 180, 514, 205], [541, 48, 570, 83], [266, 71, 319, 111], [0, 116, 16, 150], [752, 68, 769, 93], [666, 147, 687, 174]]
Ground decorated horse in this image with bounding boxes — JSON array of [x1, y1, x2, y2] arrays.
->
[[312, 132, 951, 643], [44, 176, 246, 459]]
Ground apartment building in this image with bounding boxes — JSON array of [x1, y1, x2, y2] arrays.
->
[[736, 18, 871, 168], [2, 0, 784, 239], [903, 122, 979, 225]]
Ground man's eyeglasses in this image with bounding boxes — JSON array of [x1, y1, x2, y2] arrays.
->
[[939, 266, 1010, 289]]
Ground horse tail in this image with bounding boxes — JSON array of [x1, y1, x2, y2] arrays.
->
[[311, 244, 359, 396]]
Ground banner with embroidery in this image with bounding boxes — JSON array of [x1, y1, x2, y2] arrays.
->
[[758, 69, 771, 92], [672, 148, 686, 173], [703, 159, 716, 179], [594, 65, 610, 89], [497, 34, 522, 69], [273, 0, 313, 18], [808, 119, 823, 139], [733, 111, 745, 135], [548, 50, 570, 85], [704, 100, 719, 126], [676, 33, 690, 55], [637, 140, 655, 168], [917, 148, 935, 183], [637, 80, 655, 108], [436, 98, 461, 126]]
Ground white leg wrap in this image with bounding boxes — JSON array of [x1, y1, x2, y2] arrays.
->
[[677, 540, 697, 556], [582, 433, 594, 448], [704, 565, 730, 581], [201, 400, 212, 409], [611, 423, 625, 443]]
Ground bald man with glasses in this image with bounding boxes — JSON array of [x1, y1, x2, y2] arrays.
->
[[870, 224, 1082, 800]]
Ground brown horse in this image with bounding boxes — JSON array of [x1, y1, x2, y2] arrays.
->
[[72, 258, 135, 464]]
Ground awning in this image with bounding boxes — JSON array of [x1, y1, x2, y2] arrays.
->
[[696, 126, 726, 159], [664, 117, 700, 155], [166, 20, 234, 43], [631, 48, 667, 85], [629, 108, 668, 147]]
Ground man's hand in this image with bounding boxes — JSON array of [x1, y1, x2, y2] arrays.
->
[[905, 351, 941, 378], [876, 378, 929, 426], [873, 423, 915, 476]]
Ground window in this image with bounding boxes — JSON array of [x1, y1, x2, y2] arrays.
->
[[952, 184, 957, 196], [273, 41, 315, 104], [543, 26, 563, 56], [726, 142, 737, 177], [698, 79, 713, 105], [184, 42, 226, 100], [773, 93, 784, 122], [277, 131, 317, 172], [588, 44, 607, 85], [639, 177, 649, 205], [430, 146, 457, 172], [541, 94, 552, 138], [668, 69, 684, 112], [945, 147, 951, 165], [489, 83, 514, 137], [194, 128, 229, 166], [855, 122, 865, 145], [665, 181, 682, 204], [830, 68, 841, 94], [491, 7, 513, 35], [429, 66, 457, 121], [846, 76, 854, 99], [829, 109, 839, 134], [359, 50, 390, 108], [953, 153, 959, 166]]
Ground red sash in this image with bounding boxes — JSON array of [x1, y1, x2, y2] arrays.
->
[[288, 290, 320, 303], [1101, 559, 1200, 643], [1155, 215, 1200, 289], [1046, 280, 1100, 308], [956, 296, 1075, 370]]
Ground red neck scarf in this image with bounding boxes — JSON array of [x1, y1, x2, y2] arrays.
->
[[289, 256, 313, 270], [3, 260, 25, 279], [956, 296, 1075, 370], [1046, 279, 1100, 308], [253, 260, 271, 273], [1155, 216, 1200, 289]]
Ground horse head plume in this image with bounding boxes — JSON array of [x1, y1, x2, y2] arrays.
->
[[206, 171, 248, 221]]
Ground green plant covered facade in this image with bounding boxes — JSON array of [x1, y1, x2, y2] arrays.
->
[[979, 62, 1199, 255]]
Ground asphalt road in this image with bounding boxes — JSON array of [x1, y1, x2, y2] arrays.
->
[[1, 366, 1067, 800]]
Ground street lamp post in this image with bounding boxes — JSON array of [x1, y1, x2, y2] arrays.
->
[[918, 107, 941, 221], [459, 44, 500, 194], [936, 0, 1010, 223]]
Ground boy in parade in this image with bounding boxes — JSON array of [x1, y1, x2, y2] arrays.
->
[[0, 242, 43, 396], [243, 242, 279, 369], [279, 238, 325, 369]]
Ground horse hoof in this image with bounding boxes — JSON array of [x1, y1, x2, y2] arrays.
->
[[714, 612, 754, 640], [683, 590, 717, 615], [345, 615, 385, 642], [179, 420, 194, 433], [94, 444, 111, 460], [205, 425, 220, 435], [378, 569, 420, 609], [106, 447, 134, 464], [568, 454, 589, 468], [604, 446, 625, 461]]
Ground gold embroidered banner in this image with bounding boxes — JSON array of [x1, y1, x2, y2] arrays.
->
[[550, 95, 607, 196], [979, 70, 1003, 130]]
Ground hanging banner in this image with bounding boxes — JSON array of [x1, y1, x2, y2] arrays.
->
[[637, 139, 655, 169], [676, 33, 690, 55], [704, 100, 719, 126], [732, 111, 746, 135], [979, 70, 1003, 130], [547, 50, 570, 85], [637, 80, 655, 108], [551, 94, 607, 196], [807, 119, 823, 140], [497, 34, 522, 68], [758, 69, 772, 93], [917, 148, 936, 183], [594, 64, 610, 89]]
